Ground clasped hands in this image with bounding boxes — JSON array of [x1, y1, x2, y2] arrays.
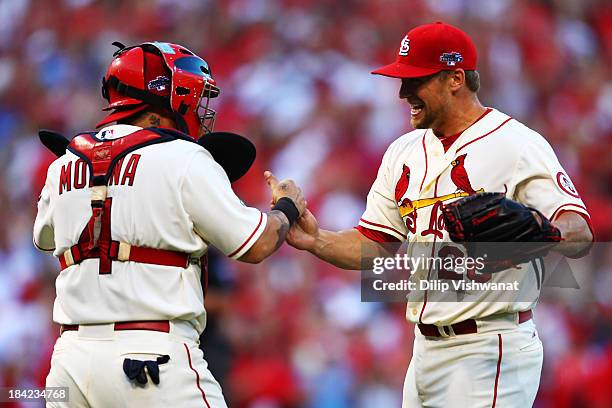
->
[[264, 171, 319, 250]]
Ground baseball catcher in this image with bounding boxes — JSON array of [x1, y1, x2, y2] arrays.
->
[[34, 41, 305, 408]]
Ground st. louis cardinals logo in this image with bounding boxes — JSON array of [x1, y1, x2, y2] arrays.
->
[[556, 171, 580, 198], [395, 155, 483, 236], [398, 36, 410, 56]]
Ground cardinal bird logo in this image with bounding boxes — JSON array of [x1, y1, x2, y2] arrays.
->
[[397, 156, 484, 224], [450, 154, 477, 194], [395, 164, 411, 204]]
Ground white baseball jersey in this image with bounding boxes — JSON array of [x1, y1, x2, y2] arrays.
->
[[358, 108, 591, 325], [34, 124, 267, 333]]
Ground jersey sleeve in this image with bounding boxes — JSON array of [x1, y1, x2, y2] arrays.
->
[[181, 149, 267, 259], [512, 135, 591, 224], [358, 147, 407, 241], [33, 166, 56, 252]]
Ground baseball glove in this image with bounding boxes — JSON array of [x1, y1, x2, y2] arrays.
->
[[442, 192, 562, 273]]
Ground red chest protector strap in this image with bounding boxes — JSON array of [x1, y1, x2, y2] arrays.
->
[[59, 128, 194, 273]]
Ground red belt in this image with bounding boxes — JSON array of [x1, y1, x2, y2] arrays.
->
[[60, 320, 170, 335], [418, 310, 532, 338], [59, 241, 189, 270]]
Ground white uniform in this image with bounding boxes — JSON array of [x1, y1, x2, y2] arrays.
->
[[358, 108, 591, 407], [34, 124, 267, 407]]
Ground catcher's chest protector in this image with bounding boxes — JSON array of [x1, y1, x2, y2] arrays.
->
[[60, 128, 193, 274]]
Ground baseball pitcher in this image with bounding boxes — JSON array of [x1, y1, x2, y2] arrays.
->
[[282, 22, 594, 407]]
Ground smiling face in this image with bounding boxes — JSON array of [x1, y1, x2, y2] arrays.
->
[[399, 71, 452, 131]]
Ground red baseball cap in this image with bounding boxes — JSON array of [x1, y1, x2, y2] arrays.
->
[[372, 22, 477, 78]]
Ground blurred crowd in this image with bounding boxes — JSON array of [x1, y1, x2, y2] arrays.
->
[[0, 0, 611, 407]]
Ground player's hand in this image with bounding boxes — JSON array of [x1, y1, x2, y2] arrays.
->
[[286, 208, 320, 251], [264, 171, 306, 215]]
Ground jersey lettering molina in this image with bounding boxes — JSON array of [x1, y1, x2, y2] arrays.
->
[[33, 125, 267, 333], [359, 108, 591, 325]]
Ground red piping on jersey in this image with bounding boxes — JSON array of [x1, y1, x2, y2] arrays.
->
[[456, 117, 513, 153], [419, 131, 428, 192], [474, 107, 493, 121], [438, 108, 492, 152], [183, 343, 211, 408], [418, 175, 440, 324], [355, 225, 401, 243], [359, 218, 407, 239], [440, 132, 462, 153], [560, 211, 594, 241], [491, 334, 503, 408], [550, 203, 590, 222], [228, 212, 264, 258], [551, 205, 593, 240], [551, 207, 595, 258]]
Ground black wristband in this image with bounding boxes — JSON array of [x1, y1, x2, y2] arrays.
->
[[272, 197, 299, 226]]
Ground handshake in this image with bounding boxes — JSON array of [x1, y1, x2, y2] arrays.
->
[[263, 170, 318, 251]]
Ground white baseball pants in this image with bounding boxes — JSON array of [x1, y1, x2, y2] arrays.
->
[[402, 314, 543, 408], [46, 321, 227, 408]]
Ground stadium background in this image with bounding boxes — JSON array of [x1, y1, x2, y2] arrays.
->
[[0, 0, 611, 407]]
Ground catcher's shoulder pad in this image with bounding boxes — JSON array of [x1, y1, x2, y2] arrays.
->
[[67, 128, 184, 185], [151, 127, 257, 182], [196, 131, 256, 183], [39, 129, 70, 157]]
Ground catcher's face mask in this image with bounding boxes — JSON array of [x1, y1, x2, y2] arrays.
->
[[101, 41, 220, 138], [152, 42, 220, 137]]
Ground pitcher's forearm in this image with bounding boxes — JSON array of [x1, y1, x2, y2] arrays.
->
[[310, 228, 379, 270], [553, 211, 593, 257]]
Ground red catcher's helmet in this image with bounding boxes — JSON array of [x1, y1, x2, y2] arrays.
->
[[99, 41, 220, 138]]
